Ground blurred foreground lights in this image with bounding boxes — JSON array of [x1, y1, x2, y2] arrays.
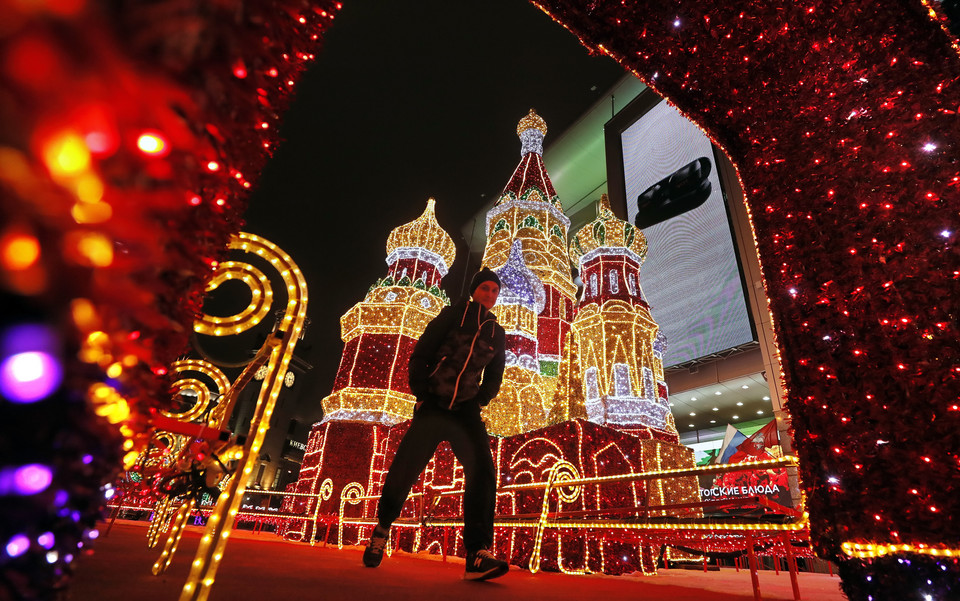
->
[[1, 351, 62, 403], [136, 132, 169, 157], [5, 534, 30, 558], [1, 230, 40, 270], [0, 464, 53, 496], [43, 132, 90, 178], [1, 323, 62, 403], [65, 231, 113, 267], [38, 532, 55, 549]]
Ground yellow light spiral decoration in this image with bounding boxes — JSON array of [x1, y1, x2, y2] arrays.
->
[[179, 233, 307, 601], [338, 483, 366, 550], [164, 360, 230, 422], [192, 260, 273, 336]]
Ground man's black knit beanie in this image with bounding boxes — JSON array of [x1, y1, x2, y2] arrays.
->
[[469, 267, 501, 295]]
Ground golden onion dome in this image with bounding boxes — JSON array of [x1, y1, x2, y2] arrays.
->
[[386, 198, 457, 269], [516, 108, 547, 137], [569, 194, 647, 265]]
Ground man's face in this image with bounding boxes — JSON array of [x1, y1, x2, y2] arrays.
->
[[473, 281, 500, 311]]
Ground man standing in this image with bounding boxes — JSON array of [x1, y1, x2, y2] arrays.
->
[[362, 268, 509, 581]]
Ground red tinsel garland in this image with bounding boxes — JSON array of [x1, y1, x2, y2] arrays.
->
[[529, 0, 960, 598], [0, 0, 338, 598]]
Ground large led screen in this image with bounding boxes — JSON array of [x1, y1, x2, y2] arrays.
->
[[615, 97, 754, 367]]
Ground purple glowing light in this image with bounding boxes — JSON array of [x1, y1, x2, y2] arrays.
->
[[16, 464, 52, 494], [1, 323, 62, 403], [0, 464, 53, 496], [0, 351, 62, 403], [5, 534, 30, 558], [37, 532, 55, 549]]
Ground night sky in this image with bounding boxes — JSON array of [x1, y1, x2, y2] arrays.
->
[[217, 0, 626, 418]]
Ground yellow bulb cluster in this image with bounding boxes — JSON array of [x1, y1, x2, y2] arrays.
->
[[552, 298, 671, 433], [153, 500, 195, 575], [146, 496, 174, 548], [482, 191, 577, 299], [340, 287, 442, 340], [322, 388, 418, 423], [88, 382, 131, 425], [482, 366, 552, 436], [41, 130, 113, 228], [384, 198, 456, 270], [841, 541, 960, 559], [517, 108, 548, 137], [569, 195, 647, 264]]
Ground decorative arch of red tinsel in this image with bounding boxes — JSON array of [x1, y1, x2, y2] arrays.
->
[[1, 1, 958, 600], [530, 1, 960, 599]]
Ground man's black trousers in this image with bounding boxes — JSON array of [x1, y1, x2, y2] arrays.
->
[[375, 404, 496, 553]]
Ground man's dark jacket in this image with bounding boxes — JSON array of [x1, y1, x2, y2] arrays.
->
[[408, 299, 506, 411]]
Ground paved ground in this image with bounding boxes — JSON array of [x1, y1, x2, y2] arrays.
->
[[65, 521, 846, 601]]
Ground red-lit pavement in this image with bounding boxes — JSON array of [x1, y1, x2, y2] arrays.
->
[[67, 521, 845, 601]]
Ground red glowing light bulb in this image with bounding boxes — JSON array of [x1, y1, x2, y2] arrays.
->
[[233, 60, 248, 78]]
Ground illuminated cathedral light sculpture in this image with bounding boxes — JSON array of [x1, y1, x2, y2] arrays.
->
[[286, 115, 700, 572], [320, 198, 456, 425], [482, 109, 577, 429], [553, 195, 678, 440], [484, 240, 550, 435], [483, 109, 577, 376]]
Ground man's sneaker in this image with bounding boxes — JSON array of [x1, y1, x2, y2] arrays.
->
[[464, 549, 508, 581], [362, 525, 389, 567]]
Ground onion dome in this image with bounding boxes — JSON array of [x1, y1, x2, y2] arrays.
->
[[386, 198, 457, 270], [569, 194, 647, 266], [494, 240, 546, 314], [517, 108, 548, 157]]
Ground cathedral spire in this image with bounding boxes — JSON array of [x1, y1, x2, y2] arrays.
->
[[517, 108, 548, 156], [497, 109, 559, 204]]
